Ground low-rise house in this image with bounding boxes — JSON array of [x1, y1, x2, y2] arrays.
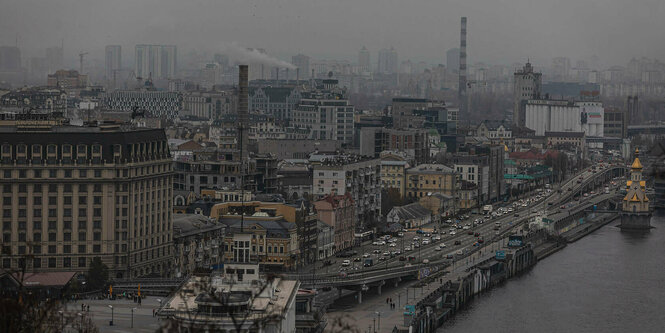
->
[[386, 203, 432, 229]]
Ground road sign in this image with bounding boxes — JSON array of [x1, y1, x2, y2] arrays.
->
[[495, 251, 506, 260]]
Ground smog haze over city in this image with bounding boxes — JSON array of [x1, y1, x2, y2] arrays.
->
[[1, 1, 664, 333], [2, 0, 664, 66]]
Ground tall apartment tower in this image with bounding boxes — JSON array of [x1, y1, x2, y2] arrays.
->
[[291, 54, 310, 79], [135, 44, 177, 80], [377, 47, 398, 74], [105, 45, 121, 83], [45, 46, 63, 73], [513, 61, 542, 127], [358, 46, 370, 72], [458, 17, 467, 118], [0, 125, 173, 278]]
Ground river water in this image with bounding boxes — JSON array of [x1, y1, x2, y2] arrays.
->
[[440, 213, 665, 333]]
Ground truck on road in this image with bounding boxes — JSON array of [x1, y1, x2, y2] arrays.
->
[[363, 258, 374, 267], [483, 205, 493, 215]]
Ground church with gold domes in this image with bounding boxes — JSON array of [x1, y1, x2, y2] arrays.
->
[[620, 148, 652, 229]]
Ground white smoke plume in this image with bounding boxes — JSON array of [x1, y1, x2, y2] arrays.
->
[[222, 42, 296, 69]]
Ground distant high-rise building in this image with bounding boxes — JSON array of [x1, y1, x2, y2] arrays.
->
[[446, 48, 459, 73], [377, 47, 398, 74], [291, 54, 310, 79], [0, 46, 21, 71], [135, 44, 177, 80], [45, 46, 63, 73], [213, 53, 229, 68], [358, 46, 370, 72], [513, 61, 542, 127], [105, 45, 121, 80], [551, 57, 571, 81]]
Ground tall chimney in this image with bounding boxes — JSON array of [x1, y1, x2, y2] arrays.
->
[[459, 16, 467, 119], [238, 65, 249, 149], [296, 68, 300, 83]]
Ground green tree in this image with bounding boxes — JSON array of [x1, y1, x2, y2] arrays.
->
[[86, 257, 109, 291]]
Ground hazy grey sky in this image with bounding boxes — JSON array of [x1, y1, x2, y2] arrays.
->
[[1, 0, 663, 67]]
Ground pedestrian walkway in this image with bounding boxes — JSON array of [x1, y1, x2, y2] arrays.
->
[[325, 240, 501, 332]]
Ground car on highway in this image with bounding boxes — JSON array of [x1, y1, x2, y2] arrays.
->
[[414, 242, 420, 248], [456, 250, 463, 255], [433, 235, 441, 241], [477, 238, 484, 243], [446, 254, 454, 259], [382, 251, 390, 256], [474, 232, 480, 237], [435, 245, 443, 251], [495, 231, 501, 235], [454, 240, 461, 245], [378, 257, 386, 261], [449, 231, 456, 235], [373, 249, 381, 254], [514, 213, 520, 217], [354, 257, 361, 262], [467, 230, 474, 235], [363, 253, 370, 258], [463, 226, 470, 230], [413, 236, 420, 241], [395, 250, 402, 255], [422, 240, 430, 245], [397, 232, 404, 237], [405, 246, 412, 251], [342, 260, 351, 267], [399, 256, 406, 261], [389, 243, 397, 247]]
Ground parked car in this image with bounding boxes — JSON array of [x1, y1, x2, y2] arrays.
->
[[342, 260, 351, 267]]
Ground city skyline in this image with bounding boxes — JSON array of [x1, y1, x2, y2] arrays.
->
[[1, 0, 664, 67]]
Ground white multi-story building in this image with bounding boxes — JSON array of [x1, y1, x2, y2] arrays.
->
[[291, 82, 354, 144], [182, 90, 237, 120], [525, 100, 604, 137], [135, 44, 177, 79], [311, 154, 381, 230], [102, 90, 182, 119]]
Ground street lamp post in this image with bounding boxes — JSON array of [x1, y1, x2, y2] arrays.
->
[[58, 310, 64, 330], [131, 307, 137, 328], [77, 312, 83, 333], [108, 305, 114, 326], [375, 311, 381, 332]]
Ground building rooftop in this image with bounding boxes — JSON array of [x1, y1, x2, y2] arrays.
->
[[407, 163, 455, 174]]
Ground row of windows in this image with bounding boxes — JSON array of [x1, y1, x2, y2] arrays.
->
[[3, 243, 103, 255], [3, 220, 102, 231], [2, 257, 90, 269]]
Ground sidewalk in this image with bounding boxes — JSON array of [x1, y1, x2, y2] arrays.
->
[[325, 240, 500, 332]]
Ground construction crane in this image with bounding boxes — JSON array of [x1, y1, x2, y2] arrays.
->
[[78, 52, 88, 73]]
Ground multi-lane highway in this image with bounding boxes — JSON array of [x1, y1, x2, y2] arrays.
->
[[296, 164, 624, 282]]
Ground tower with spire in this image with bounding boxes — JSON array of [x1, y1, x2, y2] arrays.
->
[[620, 148, 652, 229]]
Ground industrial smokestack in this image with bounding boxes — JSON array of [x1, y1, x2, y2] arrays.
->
[[296, 68, 300, 83], [238, 65, 249, 148], [459, 16, 467, 118], [286, 68, 289, 82]]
